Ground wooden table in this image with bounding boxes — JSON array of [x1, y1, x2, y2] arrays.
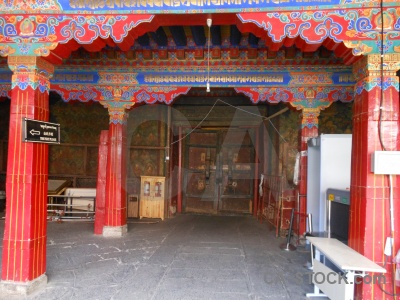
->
[[306, 237, 386, 300]]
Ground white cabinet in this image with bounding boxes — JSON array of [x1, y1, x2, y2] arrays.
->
[[307, 134, 352, 233], [140, 176, 165, 220]]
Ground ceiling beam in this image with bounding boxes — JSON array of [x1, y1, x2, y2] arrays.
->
[[137, 34, 150, 47], [211, 26, 222, 46], [248, 33, 259, 47], [190, 26, 206, 46], [150, 27, 168, 47], [230, 25, 242, 46], [170, 26, 187, 47]]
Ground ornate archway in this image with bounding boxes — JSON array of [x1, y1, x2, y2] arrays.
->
[[0, 1, 399, 299]]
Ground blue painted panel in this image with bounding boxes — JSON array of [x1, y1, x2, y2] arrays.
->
[[137, 72, 291, 86], [1, 69, 353, 87], [0, 71, 12, 83], [60, 0, 341, 12], [331, 72, 355, 85], [52, 71, 99, 84]]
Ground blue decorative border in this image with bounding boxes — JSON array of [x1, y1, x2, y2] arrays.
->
[[61, 0, 341, 12], [1, 69, 357, 87]]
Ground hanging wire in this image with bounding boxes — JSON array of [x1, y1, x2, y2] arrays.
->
[[217, 99, 288, 143], [170, 98, 288, 146], [170, 98, 219, 145], [376, 0, 398, 296], [378, 0, 387, 152]]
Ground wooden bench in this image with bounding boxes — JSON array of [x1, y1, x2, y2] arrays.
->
[[306, 237, 386, 300]]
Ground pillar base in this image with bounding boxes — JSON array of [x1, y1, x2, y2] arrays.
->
[[0, 274, 47, 295], [103, 224, 127, 237]]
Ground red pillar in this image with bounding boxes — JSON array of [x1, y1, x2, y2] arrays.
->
[[177, 126, 183, 213], [1, 56, 53, 294], [253, 126, 260, 216], [298, 108, 320, 235], [349, 54, 400, 299], [103, 107, 129, 236], [94, 130, 109, 235]]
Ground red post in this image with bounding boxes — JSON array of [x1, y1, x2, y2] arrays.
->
[[298, 108, 319, 235], [349, 54, 400, 299], [1, 56, 53, 294], [177, 127, 183, 213], [94, 130, 109, 235], [103, 107, 128, 236], [253, 126, 259, 216]]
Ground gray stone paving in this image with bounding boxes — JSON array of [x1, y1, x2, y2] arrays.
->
[[0, 215, 314, 299]]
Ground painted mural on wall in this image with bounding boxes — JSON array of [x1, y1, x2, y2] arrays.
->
[[129, 120, 162, 147], [0, 91, 354, 184], [48, 95, 109, 176], [48, 97, 169, 179], [0, 99, 10, 182], [0, 94, 168, 183], [50, 96, 109, 144], [277, 108, 299, 185], [265, 101, 353, 185], [0, 95, 110, 185], [129, 149, 160, 177], [0, 94, 168, 185], [49, 145, 86, 175], [319, 101, 353, 134], [127, 105, 167, 178], [0, 99, 10, 140]]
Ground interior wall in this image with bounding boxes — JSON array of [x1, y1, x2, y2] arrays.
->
[[262, 103, 296, 183], [48, 95, 108, 187], [127, 104, 168, 195], [262, 101, 353, 190], [0, 99, 10, 190], [0, 94, 353, 195], [319, 101, 353, 134]]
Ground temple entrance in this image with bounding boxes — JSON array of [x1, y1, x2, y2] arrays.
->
[[184, 128, 255, 215]]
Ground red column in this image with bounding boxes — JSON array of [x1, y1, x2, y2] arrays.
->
[[349, 54, 400, 299], [1, 56, 53, 294], [253, 126, 260, 216], [298, 108, 320, 235], [94, 130, 109, 235], [103, 107, 129, 236], [177, 126, 183, 213]]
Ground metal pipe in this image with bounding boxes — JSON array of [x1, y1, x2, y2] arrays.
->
[[308, 213, 313, 235], [280, 208, 296, 251], [389, 174, 395, 255], [287, 208, 295, 245], [309, 242, 314, 269], [327, 199, 331, 238]]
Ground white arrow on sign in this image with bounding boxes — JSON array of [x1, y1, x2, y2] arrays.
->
[[30, 129, 40, 136]]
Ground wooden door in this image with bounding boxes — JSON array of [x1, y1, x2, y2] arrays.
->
[[184, 129, 254, 214]]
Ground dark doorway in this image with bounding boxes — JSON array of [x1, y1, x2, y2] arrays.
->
[[184, 128, 255, 214]]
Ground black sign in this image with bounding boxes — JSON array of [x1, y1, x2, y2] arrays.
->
[[23, 118, 60, 144]]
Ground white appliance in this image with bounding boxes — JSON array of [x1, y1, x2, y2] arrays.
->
[[306, 134, 352, 234]]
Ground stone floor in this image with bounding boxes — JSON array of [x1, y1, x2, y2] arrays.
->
[[0, 215, 315, 300]]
